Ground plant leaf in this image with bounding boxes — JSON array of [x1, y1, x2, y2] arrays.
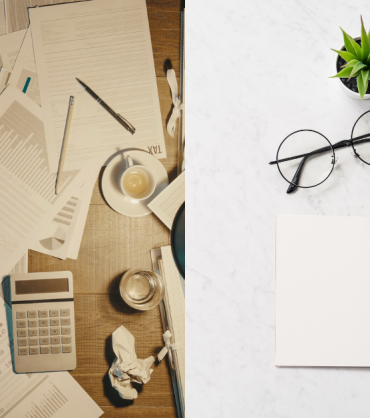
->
[[340, 27, 357, 56], [341, 59, 358, 68], [361, 17, 370, 64], [362, 69, 370, 87], [357, 74, 366, 99], [330, 66, 353, 78], [349, 61, 367, 78], [349, 37, 363, 60], [332, 48, 357, 62]]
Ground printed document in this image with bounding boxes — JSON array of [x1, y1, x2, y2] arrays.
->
[[0, 290, 103, 418], [9, 28, 40, 105], [148, 172, 185, 229], [8, 254, 27, 275], [29, 0, 166, 172], [30, 167, 99, 260], [0, 30, 25, 70], [0, 85, 86, 277]]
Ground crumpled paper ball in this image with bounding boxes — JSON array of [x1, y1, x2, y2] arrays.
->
[[108, 325, 155, 400]]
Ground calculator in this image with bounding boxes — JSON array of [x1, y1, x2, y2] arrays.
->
[[10, 271, 77, 373]]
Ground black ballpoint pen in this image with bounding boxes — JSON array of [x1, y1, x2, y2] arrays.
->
[[76, 78, 136, 135]]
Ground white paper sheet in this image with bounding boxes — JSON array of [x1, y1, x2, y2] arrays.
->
[[0, 67, 10, 93], [30, 196, 81, 260], [8, 28, 40, 105], [0, 291, 103, 418], [29, 0, 166, 172], [0, 85, 87, 277], [66, 167, 99, 259], [148, 172, 185, 229], [30, 167, 99, 260], [8, 253, 27, 275], [0, 30, 26, 70], [275, 215, 370, 367]]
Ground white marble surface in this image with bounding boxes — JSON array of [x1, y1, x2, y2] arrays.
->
[[187, 1, 370, 417]]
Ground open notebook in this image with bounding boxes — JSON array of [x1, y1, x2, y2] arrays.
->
[[275, 215, 370, 367]]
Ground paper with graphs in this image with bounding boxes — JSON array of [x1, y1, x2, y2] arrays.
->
[[0, 85, 87, 277]]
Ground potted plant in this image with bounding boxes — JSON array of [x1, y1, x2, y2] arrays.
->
[[331, 17, 370, 100]]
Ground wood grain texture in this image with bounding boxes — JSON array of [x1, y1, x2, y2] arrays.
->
[[13, 0, 182, 416]]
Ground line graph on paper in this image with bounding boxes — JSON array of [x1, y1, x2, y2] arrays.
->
[[0, 100, 78, 204]]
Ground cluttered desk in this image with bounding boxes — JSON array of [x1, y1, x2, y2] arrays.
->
[[0, 1, 184, 417]]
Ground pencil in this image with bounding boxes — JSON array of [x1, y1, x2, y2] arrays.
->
[[56, 96, 75, 194]]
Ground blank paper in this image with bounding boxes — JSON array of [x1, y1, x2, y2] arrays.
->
[[275, 215, 370, 367]]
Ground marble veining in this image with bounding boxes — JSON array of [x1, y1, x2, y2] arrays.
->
[[187, 0, 370, 416]]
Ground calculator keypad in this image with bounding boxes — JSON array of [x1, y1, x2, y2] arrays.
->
[[15, 309, 72, 355]]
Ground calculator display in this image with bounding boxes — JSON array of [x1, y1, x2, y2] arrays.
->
[[15, 278, 69, 295]]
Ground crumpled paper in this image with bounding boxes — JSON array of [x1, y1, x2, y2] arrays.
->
[[108, 325, 155, 400]]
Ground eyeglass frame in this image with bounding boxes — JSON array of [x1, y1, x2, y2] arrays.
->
[[269, 110, 370, 193]]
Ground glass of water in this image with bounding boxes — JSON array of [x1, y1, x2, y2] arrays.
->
[[119, 268, 165, 311]]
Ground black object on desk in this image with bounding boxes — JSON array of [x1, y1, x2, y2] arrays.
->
[[171, 202, 185, 278], [76, 78, 136, 135]]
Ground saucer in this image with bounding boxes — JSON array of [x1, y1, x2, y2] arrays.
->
[[102, 149, 168, 217]]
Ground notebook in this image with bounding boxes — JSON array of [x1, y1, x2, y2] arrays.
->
[[275, 215, 370, 367]]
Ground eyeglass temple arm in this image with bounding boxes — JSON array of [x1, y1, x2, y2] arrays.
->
[[277, 136, 370, 194], [269, 133, 370, 166], [285, 140, 352, 193]]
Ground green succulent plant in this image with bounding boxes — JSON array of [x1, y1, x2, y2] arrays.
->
[[331, 16, 370, 100]]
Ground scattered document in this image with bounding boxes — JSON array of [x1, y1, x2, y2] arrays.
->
[[0, 30, 26, 70], [0, 291, 103, 418], [9, 28, 40, 105], [0, 67, 10, 93], [30, 167, 99, 260], [276, 215, 370, 367], [29, 0, 166, 172], [109, 325, 155, 400], [0, 85, 87, 277], [8, 253, 27, 274], [148, 172, 185, 229], [30, 196, 81, 260], [66, 167, 99, 259]]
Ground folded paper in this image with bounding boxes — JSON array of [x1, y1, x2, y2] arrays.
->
[[108, 325, 155, 400]]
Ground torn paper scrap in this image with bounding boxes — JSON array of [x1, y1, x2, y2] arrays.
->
[[108, 325, 155, 400]]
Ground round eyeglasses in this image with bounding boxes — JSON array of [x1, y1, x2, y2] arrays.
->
[[269, 111, 370, 193]]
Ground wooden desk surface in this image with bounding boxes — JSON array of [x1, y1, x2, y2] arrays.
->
[[7, 1, 181, 416]]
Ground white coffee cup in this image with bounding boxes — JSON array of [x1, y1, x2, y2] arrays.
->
[[120, 155, 156, 202]]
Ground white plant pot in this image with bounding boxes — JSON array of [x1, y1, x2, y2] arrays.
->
[[336, 37, 370, 100]]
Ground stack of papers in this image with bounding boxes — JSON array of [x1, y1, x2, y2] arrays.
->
[[0, 0, 168, 263], [151, 246, 185, 418]]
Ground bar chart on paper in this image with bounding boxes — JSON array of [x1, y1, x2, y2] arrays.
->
[[0, 100, 78, 204], [19, 379, 70, 418]]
